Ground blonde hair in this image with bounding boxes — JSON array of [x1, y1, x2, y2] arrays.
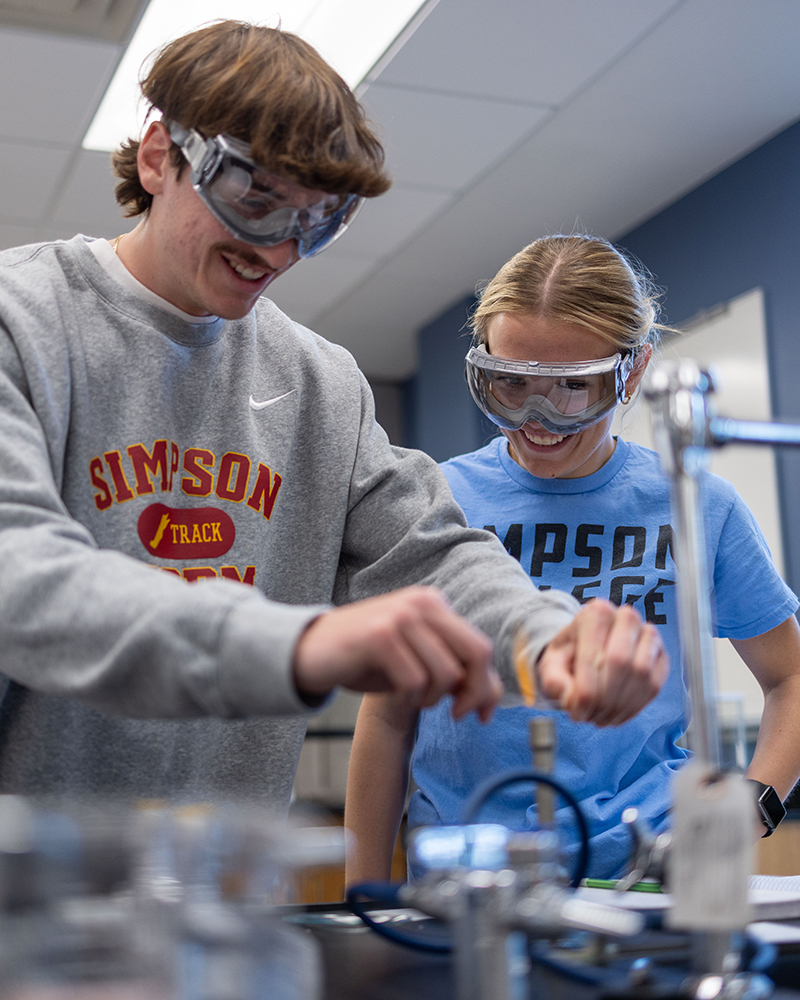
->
[[470, 234, 665, 355], [113, 20, 390, 217]]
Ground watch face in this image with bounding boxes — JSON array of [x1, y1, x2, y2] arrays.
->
[[759, 784, 787, 827], [750, 780, 787, 835]]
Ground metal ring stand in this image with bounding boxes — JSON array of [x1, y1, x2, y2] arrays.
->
[[645, 360, 800, 999]]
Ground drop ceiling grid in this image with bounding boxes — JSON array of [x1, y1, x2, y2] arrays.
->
[[50, 149, 130, 232], [268, 82, 553, 325], [375, 0, 685, 106], [0, 0, 796, 385], [0, 24, 121, 234], [270, 0, 678, 341], [360, 83, 552, 190], [0, 28, 119, 144], [0, 139, 74, 221], [316, 0, 800, 379], [268, 186, 455, 326], [290, 0, 696, 371]]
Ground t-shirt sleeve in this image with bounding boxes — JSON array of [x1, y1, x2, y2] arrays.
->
[[710, 484, 798, 639]]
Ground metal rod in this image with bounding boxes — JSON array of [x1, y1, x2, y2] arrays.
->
[[710, 416, 800, 448], [529, 717, 556, 826], [645, 362, 722, 768], [644, 360, 800, 988], [669, 469, 721, 768]]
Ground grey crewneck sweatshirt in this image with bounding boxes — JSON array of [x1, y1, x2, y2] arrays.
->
[[0, 235, 577, 804]]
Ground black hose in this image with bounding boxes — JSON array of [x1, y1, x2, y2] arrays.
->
[[461, 768, 591, 887], [346, 881, 451, 953], [347, 769, 591, 952]]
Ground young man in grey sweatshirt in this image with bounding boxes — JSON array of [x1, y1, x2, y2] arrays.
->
[[0, 21, 666, 807]]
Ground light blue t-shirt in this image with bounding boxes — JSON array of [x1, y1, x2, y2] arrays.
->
[[409, 436, 798, 879]]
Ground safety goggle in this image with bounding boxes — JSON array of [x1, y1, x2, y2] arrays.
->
[[465, 344, 635, 435], [167, 122, 363, 258]]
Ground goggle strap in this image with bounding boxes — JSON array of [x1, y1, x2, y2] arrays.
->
[[167, 121, 214, 179], [166, 120, 188, 145], [616, 352, 636, 397]]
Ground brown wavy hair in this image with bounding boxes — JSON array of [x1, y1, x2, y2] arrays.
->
[[470, 234, 667, 355], [112, 20, 391, 217]]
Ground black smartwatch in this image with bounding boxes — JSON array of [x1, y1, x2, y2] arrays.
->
[[745, 779, 786, 838]]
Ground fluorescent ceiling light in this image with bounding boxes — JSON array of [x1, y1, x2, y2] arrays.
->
[[83, 0, 435, 153]]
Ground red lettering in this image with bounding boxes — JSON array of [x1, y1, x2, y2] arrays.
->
[[160, 565, 255, 585], [127, 440, 169, 495], [182, 448, 214, 496], [216, 452, 251, 503], [103, 451, 135, 503], [246, 463, 282, 520], [95, 443, 283, 517], [169, 441, 179, 492], [90, 456, 112, 511]]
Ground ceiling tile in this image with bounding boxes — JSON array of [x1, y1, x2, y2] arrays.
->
[[0, 0, 797, 387], [49, 148, 128, 235], [0, 140, 73, 221], [375, 0, 680, 105], [319, 0, 800, 379], [363, 83, 551, 190], [265, 185, 455, 331], [0, 27, 119, 145], [313, 259, 426, 379], [0, 0, 146, 44], [496, 0, 800, 240], [331, 184, 454, 257], [266, 254, 380, 329]]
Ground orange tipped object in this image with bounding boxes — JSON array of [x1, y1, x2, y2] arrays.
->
[[513, 631, 537, 707]]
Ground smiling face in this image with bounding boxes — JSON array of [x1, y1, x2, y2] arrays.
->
[[486, 312, 650, 479], [148, 163, 301, 319], [118, 121, 331, 320]]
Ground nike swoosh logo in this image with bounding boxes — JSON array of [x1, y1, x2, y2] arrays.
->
[[249, 390, 296, 410]]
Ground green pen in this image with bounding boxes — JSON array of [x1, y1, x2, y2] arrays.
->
[[582, 878, 663, 893]]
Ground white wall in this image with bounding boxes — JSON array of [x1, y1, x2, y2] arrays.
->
[[613, 287, 783, 723]]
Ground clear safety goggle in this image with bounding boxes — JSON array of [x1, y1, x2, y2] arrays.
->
[[465, 344, 635, 435], [167, 122, 363, 258]]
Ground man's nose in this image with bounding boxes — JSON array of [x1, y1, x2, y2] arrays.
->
[[260, 239, 299, 272]]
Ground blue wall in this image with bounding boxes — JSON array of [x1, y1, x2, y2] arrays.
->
[[405, 116, 800, 591], [618, 118, 800, 592], [404, 293, 495, 461]]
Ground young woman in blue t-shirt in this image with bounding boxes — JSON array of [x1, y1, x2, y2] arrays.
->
[[345, 235, 800, 882]]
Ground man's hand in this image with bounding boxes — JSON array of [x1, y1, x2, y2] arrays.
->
[[293, 586, 503, 721], [537, 600, 668, 726]]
